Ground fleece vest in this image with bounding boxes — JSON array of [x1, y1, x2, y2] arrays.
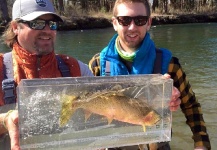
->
[[2, 52, 71, 104]]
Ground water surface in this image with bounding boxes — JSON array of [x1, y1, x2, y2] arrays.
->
[[0, 23, 216, 149], [54, 23, 217, 149]]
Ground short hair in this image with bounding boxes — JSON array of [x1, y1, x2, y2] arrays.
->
[[113, 0, 151, 17], [1, 21, 18, 48]]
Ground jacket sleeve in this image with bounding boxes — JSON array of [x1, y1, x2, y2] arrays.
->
[[0, 54, 4, 106], [88, 53, 101, 76], [168, 57, 211, 150]]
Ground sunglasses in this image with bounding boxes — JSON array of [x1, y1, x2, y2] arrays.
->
[[116, 16, 149, 26], [18, 19, 58, 30]]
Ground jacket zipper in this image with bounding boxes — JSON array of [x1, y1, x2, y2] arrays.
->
[[36, 55, 42, 78]]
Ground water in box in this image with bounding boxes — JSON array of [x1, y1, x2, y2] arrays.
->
[[17, 74, 173, 149]]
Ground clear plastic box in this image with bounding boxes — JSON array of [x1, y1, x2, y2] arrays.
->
[[17, 74, 173, 150]]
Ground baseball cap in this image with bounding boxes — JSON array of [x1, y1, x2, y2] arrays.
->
[[12, 0, 63, 22]]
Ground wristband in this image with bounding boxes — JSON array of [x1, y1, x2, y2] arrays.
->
[[2, 110, 14, 130]]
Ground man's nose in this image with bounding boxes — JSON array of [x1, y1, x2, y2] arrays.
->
[[128, 20, 137, 30], [44, 24, 51, 30]]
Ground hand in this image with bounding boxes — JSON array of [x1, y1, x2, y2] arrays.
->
[[169, 86, 181, 111], [5, 110, 20, 150], [163, 74, 181, 111], [194, 146, 208, 150]]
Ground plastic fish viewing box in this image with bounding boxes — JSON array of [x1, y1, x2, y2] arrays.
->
[[17, 74, 173, 150]]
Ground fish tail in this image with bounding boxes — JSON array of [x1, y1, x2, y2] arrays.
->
[[148, 143, 158, 150], [142, 124, 146, 132], [59, 94, 78, 127]]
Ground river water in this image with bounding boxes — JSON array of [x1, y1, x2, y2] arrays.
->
[[0, 23, 216, 149]]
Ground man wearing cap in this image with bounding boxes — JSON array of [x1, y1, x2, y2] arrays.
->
[[0, 0, 93, 149]]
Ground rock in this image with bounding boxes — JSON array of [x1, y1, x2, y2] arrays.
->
[[58, 16, 112, 30], [151, 13, 217, 25]]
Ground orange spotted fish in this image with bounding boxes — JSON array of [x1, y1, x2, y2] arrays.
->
[[60, 91, 161, 132]]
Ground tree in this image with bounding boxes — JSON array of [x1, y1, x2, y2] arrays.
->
[[51, 0, 64, 15], [152, 0, 159, 12], [80, 0, 88, 12], [58, 0, 64, 15], [0, 0, 10, 26]]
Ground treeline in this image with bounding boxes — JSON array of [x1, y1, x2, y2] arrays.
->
[[51, 0, 217, 15], [4, 0, 217, 17], [152, 0, 217, 13], [51, 0, 114, 15]]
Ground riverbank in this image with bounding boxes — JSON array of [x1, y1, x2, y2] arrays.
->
[[1, 13, 217, 32], [57, 13, 217, 30]]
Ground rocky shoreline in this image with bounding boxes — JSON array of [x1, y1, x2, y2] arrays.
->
[[58, 13, 217, 31], [1, 13, 217, 32]]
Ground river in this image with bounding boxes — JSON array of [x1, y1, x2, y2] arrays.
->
[[0, 23, 216, 149]]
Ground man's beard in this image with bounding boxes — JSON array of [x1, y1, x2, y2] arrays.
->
[[33, 41, 54, 55]]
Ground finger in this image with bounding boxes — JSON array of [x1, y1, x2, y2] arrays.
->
[[7, 111, 20, 150], [9, 128, 20, 150], [171, 87, 180, 101], [169, 98, 181, 111], [170, 101, 181, 111], [194, 146, 208, 150], [11, 110, 19, 125], [170, 105, 179, 111], [170, 98, 181, 106], [162, 73, 171, 79]]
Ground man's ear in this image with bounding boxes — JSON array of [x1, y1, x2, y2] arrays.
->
[[146, 17, 152, 31], [11, 21, 19, 35], [112, 17, 118, 31]]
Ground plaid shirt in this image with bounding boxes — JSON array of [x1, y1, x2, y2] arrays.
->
[[89, 53, 211, 149]]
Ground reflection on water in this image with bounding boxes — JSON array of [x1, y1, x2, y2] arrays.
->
[[150, 23, 217, 149], [0, 23, 216, 148]]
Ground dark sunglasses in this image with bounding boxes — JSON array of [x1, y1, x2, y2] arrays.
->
[[18, 19, 58, 30], [116, 16, 149, 26]]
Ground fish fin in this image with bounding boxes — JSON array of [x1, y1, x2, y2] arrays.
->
[[116, 92, 125, 96], [59, 95, 78, 127], [111, 84, 122, 91], [148, 143, 158, 150], [144, 111, 161, 126], [107, 118, 113, 124], [138, 144, 145, 150], [142, 124, 146, 132], [84, 110, 92, 122]]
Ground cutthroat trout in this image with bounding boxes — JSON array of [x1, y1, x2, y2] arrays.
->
[[60, 92, 161, 132]]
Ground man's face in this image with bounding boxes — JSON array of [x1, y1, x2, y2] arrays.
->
[[13, 14, 57, 55], [112, 2, 152, 53]]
